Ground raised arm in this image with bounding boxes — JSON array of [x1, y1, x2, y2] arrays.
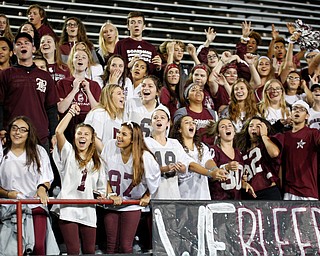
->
[[55, 104, 80, 152], [267, 24, 279, 59]]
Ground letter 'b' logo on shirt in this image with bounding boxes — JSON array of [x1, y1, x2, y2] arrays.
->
[[36, 78, 47, 93]]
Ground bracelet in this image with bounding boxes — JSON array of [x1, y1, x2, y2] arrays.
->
[[68, 109, 76, 117], [241, 36, 250, 42], [37, 184, 49, 193], [107, 192, 117, 199], [207, 166, 218, 177]]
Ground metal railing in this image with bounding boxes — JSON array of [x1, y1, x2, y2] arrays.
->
[[0, 198, 140, 256]]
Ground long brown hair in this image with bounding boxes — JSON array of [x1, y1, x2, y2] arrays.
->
[[5, 116, 41, 173], [96, 84, 124, 119], [170, 115, 204, 161], [73, 123, 101, 171], [229, 78, 258, 122], [122, 122, 154, 186], [59, 17, 93, 49], [0, 14, 14, 41]]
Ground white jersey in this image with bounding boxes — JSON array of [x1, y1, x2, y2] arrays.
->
[[178, 143, 211, 200], [84, 107, 122, 146], [308, 108, 320, 130], [52, 141, 106, 228], [265, 107, 289, 125], [102, 139, 161, 211], [285, 93, 306, 106], [0, 144, 54, 209], [124, 98, 154, 137], [144, 137, 194, 199]]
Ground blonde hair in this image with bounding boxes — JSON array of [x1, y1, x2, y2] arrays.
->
[[258, 79, 289, 119], [98, 22, 119, 57], [67, 42, 94, 76], [97, 84, 124, 119]]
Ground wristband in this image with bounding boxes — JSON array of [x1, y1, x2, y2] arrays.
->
[[68, 109, 76, 117], [207, 166, 218, 177], [107, 192, 117, 199], [241, 36, 250, 42], [37, 184, 49, 193]]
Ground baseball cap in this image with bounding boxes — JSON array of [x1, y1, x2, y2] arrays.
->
[[14, 32, 33, 44], [311, 83, 320, 92], [292, 100, 309, 112]]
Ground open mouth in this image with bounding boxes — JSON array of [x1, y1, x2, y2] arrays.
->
[[142, 91, 151, 96], [226, 131, 232, 136], [156, 123, 162, 127], [21, 49, 27, 54], [189, 127, 194, 132]]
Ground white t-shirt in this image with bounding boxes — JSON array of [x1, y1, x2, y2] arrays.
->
[[178, 143, 211, 200], [84, 108, 122, 146], [0, 144, 54, 209], [144, 137, 194, 199], [52, 141, 106, 227], [308, 108, 320, 130], [124, 98, 154, 137], [285, 93, 306, 106], [101, 139, 160, 211], [265, 107, 289, 125]]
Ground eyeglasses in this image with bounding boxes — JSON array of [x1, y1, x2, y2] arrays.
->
[[207, 55, 218, 60], [66, 23, 78, 28], [11, 125, 29, 133], [266, 87, 282, 92], [287, 76, 300, 81], [292, 106, 307, 112], [224, 73, 238, 77]]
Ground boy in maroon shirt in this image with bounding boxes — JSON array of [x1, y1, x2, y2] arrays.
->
[[275, 100, 320, 200], [114, 11, 162, 73], [0, 32, 58, 150]]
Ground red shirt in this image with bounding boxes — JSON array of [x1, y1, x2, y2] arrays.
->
[[275, 126, 320, 199], [114, 37, 158, 72], [209, 145, 244, 200], [0, 65, 59, 143]]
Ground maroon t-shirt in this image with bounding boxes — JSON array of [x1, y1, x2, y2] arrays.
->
[[47, 63, 70, 84], [0, 65, 59, 143], [114, 37, 158, 71], [37, 24, 57, 41], [159, 86, 179, 120], [56, 76, 101, 141], [209, 145, 244, 200], [213, 85, 230, 112], [275, 126, 320, 199], [242, 141, 281, 192]]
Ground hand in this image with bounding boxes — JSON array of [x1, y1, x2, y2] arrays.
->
[[220, 51, 233, 64], [244, 53, 257, 65], [166, 41, 175, 55], [81, 79, 90, 92], [271, 24, 279, 40], [152, 55, 162, 69], [128, 55, 140, 69], [205, 27, 216, 43], [7, 190, 19, 199], [241, 20, 252, 38], [244, 182, 257, 198], [226, 161, 239, 172], [37, 190, 50, 206], [187, 43, 196, 56], [72, 78, 83, 92], [110, 195, 122, 205], [257, 122, 268, 137], [210, 168, 228, 182], [300, 79, 307, 90], [70, 103, 81, 115], [309, 73, 319, 85], [109, 68, 122, 84], [0, 130, 6, 145], [139, 194, 150, 207], [286, 22, 296, 34]]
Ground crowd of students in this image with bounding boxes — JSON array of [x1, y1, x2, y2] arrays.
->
[[0, 3, 320, 254]]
